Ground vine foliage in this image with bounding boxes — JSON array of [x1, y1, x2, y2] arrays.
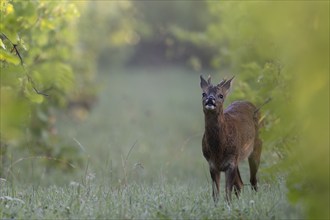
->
[[0, 0, 83, 176]]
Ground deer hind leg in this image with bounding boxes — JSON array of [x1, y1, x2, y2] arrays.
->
[[233, 167, 244, 198], [210, 169, 220, 203], [248, 138, 262, 191]]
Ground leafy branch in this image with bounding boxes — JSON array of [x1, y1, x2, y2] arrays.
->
[[0, 32, 49, 97]]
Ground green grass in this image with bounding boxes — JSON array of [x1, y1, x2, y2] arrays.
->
[[1, 177, 300, 219], [1, 66, 302, 219]]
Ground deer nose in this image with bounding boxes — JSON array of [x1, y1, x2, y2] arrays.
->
[[205, 95, 216, 105], [205, 95, 216, 110], [207, 95, 215, 101]]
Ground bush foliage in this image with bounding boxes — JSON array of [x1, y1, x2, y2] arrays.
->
[[1, 0, 83, 173]]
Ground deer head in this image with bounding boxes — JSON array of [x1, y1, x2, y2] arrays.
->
[[200, 75, 234, 113]]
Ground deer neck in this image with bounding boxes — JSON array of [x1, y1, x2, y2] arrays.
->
[[204, 107, 227, 147]]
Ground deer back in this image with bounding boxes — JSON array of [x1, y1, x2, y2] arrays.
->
[[223, 101, 260, 161]]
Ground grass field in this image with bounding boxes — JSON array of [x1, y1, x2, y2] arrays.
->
[[1, 177, 300, 219], [0, 66, 302, 219]]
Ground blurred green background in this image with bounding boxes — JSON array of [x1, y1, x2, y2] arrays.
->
[[0, 1, 328, 218]]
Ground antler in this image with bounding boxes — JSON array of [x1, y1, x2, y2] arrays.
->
[[217, 76, 235, 88], [207, 75, 211, 84]]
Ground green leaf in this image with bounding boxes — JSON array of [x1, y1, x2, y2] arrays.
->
[[0, 49, 20, 65], [0, 39, 6, 49], [24, 83, 44, 103]]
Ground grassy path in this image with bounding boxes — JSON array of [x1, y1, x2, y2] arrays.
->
[[1, 66, 302, 219]]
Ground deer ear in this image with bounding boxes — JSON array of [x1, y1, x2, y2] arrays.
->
[[221, 76, 235, 95], [200, 75, 209, 90]]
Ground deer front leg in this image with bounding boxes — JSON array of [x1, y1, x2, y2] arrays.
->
[[233, 167, 244, 198], [225, 167, 236, 203], [210, 169, 220, 203]]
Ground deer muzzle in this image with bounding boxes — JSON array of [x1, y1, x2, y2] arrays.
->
[[205, 95, 216, 110]]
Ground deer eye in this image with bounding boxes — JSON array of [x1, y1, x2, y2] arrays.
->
[[202, 92, 207, 98], [218, 94, 224, 99]]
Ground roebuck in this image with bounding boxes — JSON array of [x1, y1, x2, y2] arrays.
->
[[200, 75, 264, 203]]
